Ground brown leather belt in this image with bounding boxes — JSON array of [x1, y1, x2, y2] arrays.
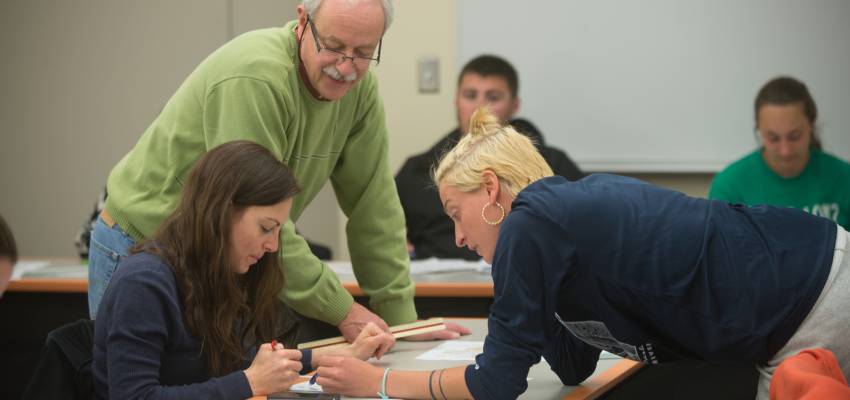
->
[[100, 209, 116, 228]]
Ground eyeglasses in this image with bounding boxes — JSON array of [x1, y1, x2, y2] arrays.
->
[[304, 14, 382, 69]]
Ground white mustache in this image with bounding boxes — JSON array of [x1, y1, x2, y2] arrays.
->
[[323, 65, 357, 82]]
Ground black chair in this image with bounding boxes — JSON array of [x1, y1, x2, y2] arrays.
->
[[21, 319, 95, 400]]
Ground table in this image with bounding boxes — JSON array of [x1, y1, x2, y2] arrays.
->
[[256, 318, 641, 400], [4, 261, 758, 399]]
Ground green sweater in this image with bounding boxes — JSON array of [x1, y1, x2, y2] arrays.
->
[[710, 149, 850, 229], [105, 21, 416, 326]]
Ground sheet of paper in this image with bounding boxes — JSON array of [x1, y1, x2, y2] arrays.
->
[[328, 258, 490, 276], [415, 340, 621, 362], [21, 263, 88, 279], [416, 340, 484, 361], [11, 261, 49, 280], [288, 381, 401, 399], [289, 380, 323, 393]]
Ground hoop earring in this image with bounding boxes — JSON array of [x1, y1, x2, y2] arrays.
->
[[481, 202, 505, 225]]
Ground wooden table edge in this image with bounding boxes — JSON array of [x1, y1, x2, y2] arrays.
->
[[9, 279, 492, 298], [343, 281, 493, 297], [8, 278, 88, 293]]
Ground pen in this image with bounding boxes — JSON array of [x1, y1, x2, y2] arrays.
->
[[309, 373, 319, 385]]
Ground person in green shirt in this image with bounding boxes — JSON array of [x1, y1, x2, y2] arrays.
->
[[710, 76, 850, 229], [88, 0, 466, 342]]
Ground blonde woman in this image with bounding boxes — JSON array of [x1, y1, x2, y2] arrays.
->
[[314, 108, 850, 399]]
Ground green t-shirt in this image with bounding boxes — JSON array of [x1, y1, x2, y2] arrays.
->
[[710, 149, 850, 229], [105, 21, 416, 326]]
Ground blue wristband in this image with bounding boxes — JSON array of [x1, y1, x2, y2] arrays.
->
[[299, 349, 313, 375]]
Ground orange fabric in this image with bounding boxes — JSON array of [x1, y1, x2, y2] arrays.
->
[[770, 348, 850, 400]]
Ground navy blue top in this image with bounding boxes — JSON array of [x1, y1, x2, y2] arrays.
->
[[93, 252, 254, 400], [464, 174, 836, 399]]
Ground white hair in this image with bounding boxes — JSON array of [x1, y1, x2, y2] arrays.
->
[[303, 0, 394, 33]]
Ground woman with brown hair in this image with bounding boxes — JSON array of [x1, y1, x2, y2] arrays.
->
[[92, 140, 393, 399]]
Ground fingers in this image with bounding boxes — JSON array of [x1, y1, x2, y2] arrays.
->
[[358, 332, 394, 360], [404, 329, 460, 341], [375, 334, 394, 359], [279, 349, 302, 360], [428, 329, 462, 340], [445, 322, 472, 335], [357, 322, 381, 340]]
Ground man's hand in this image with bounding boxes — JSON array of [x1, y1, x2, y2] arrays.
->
[[404, 321, 471, 341], [338, 302, 390, 343], [348, 322, 395, 360]]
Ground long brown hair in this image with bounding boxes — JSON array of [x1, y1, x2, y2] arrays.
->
[[132, 140, 300, 376]]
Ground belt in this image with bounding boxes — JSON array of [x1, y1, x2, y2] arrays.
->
[[100, 209, 116, 228]]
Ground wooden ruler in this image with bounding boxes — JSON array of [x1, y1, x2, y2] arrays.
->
[[297, 317, 446, 350]]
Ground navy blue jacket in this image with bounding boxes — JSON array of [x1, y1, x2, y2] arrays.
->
[[465, 174, 836, 399], [93, 252, 255, 400]]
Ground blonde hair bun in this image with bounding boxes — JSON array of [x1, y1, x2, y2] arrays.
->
[[433, 106, 554, 198], [467, 106, 503, 138]]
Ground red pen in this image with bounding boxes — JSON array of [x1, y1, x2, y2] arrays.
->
[[271, 340, 278, 351]]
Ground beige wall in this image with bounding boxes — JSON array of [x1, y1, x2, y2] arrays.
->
[[0, 0, 714, 259], [0, 0, 300, 257]]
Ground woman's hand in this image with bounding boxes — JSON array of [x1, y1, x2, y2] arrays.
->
[[349, 321, 395, 360], [244, 343, 303, 396], [404, 321, 472, 341], [316, 356, 383, 397]]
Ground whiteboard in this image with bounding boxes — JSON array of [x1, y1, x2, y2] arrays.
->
[[458, 0, 850, 172]]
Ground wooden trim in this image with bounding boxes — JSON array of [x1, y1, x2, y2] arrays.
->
[[9, 279, 493, 298], [7, 279, 88, 293], [562, 359, 643, 400], [343, 281, 493, 297]]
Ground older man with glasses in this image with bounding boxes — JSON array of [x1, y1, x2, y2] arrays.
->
[[89, 0, 466, 343]]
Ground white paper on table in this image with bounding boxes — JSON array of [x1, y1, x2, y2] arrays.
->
[[21, 263, 88, 279], [415, 341, 620, 362], [11, 261, 49, 280], [416, 340, 484, 361], [289, 381, 402, 399], [327, 258, 490, 276], [289, 380, 323, 393]]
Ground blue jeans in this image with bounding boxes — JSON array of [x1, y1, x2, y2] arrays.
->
[[87, 216, 137, 318]]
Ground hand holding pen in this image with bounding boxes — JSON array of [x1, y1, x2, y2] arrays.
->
[[244, 340, 303, 396], [306, 322, 394, 387]]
